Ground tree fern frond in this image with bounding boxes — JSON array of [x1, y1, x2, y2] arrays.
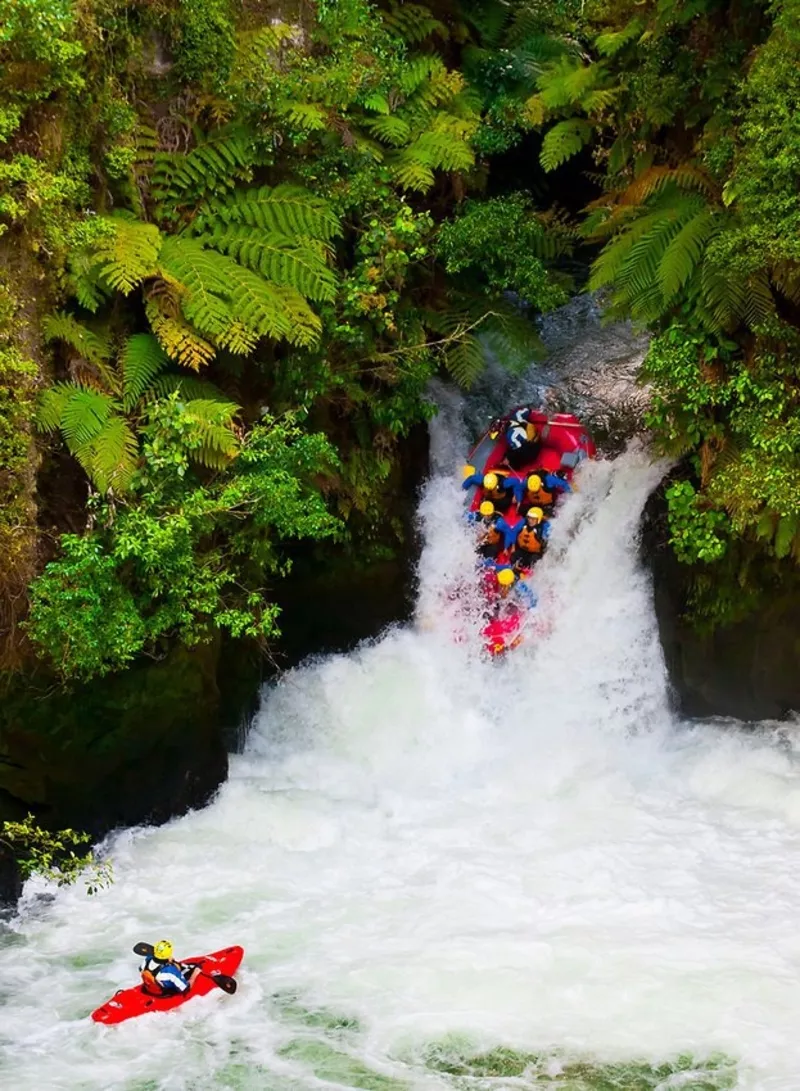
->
[[37, 384, 74, 433], [200, 183, 340, 240], [540, 119, 592, 172], [181, 399, 240, 467], [152, 128, 255, 216], [398, 54, 447, 96], [595, 18, 644, 57], [620, 164, 716, 205], [280, 102, 329, 131], [93, 214, 162, 294], [146, 298, 217, 370], [121, 333, 170, 411], [192, 224, 337, 301], [657, 209, 716, 301], [389, 155, 435, 192], [86, 416, 139, 492], [743, 272, 777, 329], [146, 374, 230, 402], [382, 2, 445, 43], [539, 59, 605, 110], [43, 313, 113, 365], [60, 388, 116, 451], [363, 114, 412, 147], [443, 334, 486, 388], [407, 129, 475, 172]]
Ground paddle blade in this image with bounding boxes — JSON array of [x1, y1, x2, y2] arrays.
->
[[133, 942, 153, 957], [208, 971, 237, 995]]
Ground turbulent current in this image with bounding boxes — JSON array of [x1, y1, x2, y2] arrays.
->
[[4, 302, 800, 1090]]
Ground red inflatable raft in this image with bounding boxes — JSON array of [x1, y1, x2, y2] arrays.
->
[[91, 945, 244, 1025], [464, 408, 595, 656]]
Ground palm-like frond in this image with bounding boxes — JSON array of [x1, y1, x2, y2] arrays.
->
[[93, 214, 162, 294], [43, 313, 112, 365], [121, 334, 170, 411]]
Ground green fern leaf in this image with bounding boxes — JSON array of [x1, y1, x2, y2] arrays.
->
[[37, 384, 74, 433], [43, 313, 113, 365], [363, 114, 412, 147], [657, 209, 716, 301], [281, 102, 329, 131], [443, 334, 486, 388], [390, 155, 436, 192], [60, 387, 116, 451], [192, 224, 337, 302], [595, 18, 644, 56], [382, 2, 446, 43], [200, 184, 340, 241], [182, 399, 239, 467], [146, 374, 231, 402], [121, 334, 170, 411], [540, 119, 592, 172], [93, 214, 162, 295], [86, 416, 139, 492]]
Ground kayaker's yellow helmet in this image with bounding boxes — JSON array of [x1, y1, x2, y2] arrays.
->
[[479, 500, 495, 517], [462, 464, 475, 479], [497, 568, 515, 587], [526, 507, 544, 522], [483, 472, 499, 490], [527, 474, 542, 491], [154, 940, 173, 961]]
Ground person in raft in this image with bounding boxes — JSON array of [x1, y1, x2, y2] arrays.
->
[[494, 565, 537, 608], [510, 507, 550, 569], [468, 500, 517, 558], [512, 470, 571, 515], [140, 940, 202, 996], [462, 466, 514, 512], [504, 407, 541, 470]]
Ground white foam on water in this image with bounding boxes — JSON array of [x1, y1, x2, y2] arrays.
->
[[3, 355, 800, 1089]]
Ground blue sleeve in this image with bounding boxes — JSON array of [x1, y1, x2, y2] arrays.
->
[[540, 521, 552, 541], [510, 478, 526, 504], [544, 473, 571, 493], [497, 517, 522, 550], [462, 473, 482, 490]]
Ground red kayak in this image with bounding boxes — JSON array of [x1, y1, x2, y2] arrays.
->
[[463, 408, 595, 656], [91, 945, 243, 1025]]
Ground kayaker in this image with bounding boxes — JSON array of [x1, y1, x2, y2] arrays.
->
[[505, 407, 541, 470], [511, 507, 550, 568], [513, 470, 571, 514], [140, 940, 202, 996]]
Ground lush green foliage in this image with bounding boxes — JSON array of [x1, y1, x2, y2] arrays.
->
[[521, 0, 800, 608], [1, 813, 112, 894], [1, 0, 581, 677], [27, 404, 340, 678], [6, 0, 800, 666]]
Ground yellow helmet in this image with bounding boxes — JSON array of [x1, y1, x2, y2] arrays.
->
[[154, 940, 173, 961], [527, 474, 542, 492], [483, 472, 499, 491], [462, 464, 475, 479], [526, 507, 544, 522], [497, 568, 515, 587], [479, 500, 495, 517]]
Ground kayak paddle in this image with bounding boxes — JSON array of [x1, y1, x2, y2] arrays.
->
[[133, 942, 238, 994]]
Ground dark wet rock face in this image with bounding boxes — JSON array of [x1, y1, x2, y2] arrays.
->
[[643, 483, 800, 722], [0, 642, 228, 855]]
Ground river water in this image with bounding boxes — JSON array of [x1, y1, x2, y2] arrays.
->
[[3, 302, 800, 1090]]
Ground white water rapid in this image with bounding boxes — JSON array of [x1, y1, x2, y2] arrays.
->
[[3, 304, 800, 1091]]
